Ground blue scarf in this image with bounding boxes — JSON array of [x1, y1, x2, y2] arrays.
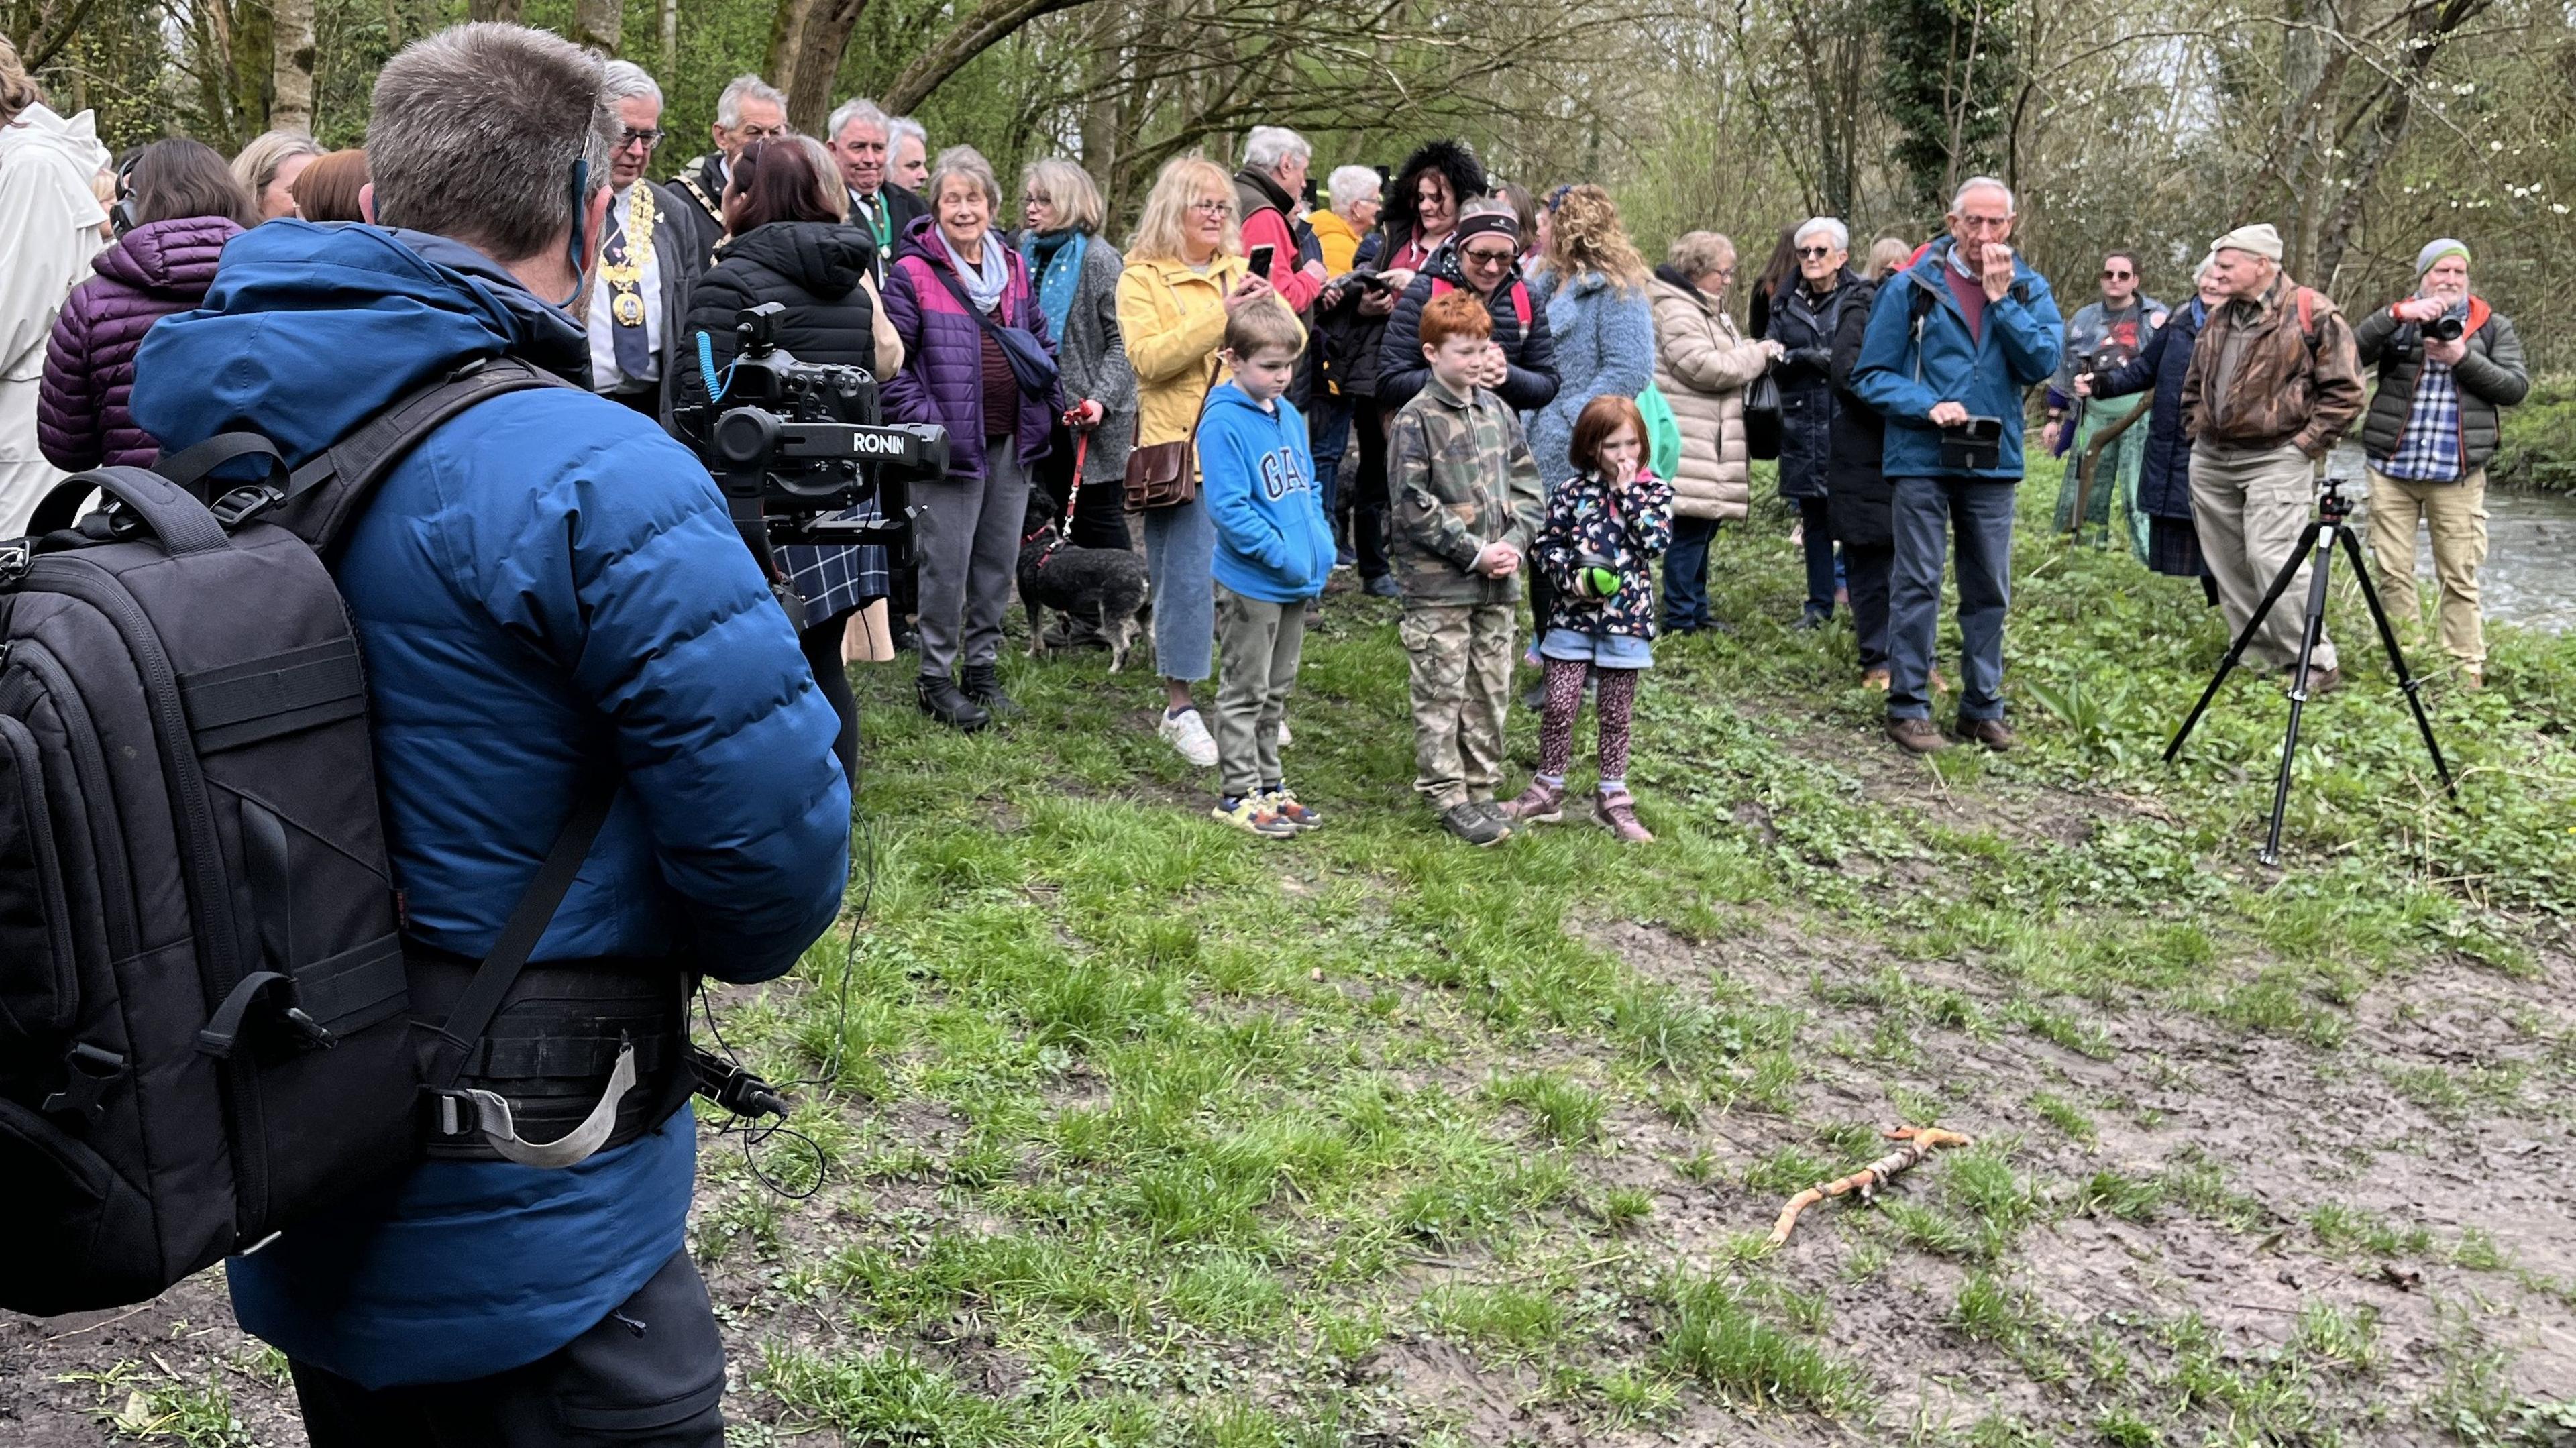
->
[[1024, 228, 1086, 342]]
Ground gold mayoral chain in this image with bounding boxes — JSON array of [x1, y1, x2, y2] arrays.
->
[[602, 184, 657, 328]]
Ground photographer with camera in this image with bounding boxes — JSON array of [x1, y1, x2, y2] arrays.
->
[[127, 25, 851, 1440], [2352, 239, 2529, 689], [2178, 223, 2365, 693], [681, 136, 904, 781], [1851, 177, 2064, 755]]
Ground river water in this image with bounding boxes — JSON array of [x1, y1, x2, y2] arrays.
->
[[2324, 444, 2576, 633]]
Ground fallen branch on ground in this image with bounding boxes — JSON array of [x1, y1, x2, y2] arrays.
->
[[1766, 1126, 1974, 1247]]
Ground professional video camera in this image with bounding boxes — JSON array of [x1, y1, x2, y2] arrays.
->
[[674, 303, 949, 628]]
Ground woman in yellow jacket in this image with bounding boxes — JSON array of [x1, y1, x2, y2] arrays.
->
[[1116, 155, 1291, 767]]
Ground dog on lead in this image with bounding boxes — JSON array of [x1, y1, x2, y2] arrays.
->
[[1017, 487, 1148, 672]]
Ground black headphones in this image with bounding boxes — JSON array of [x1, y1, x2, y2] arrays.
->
[[109, 150, 143, 236]]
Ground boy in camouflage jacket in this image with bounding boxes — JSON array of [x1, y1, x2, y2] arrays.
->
[[1387, 290, 1546, 846]]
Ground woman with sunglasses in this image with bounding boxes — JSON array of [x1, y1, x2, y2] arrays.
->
[[2045, 249, 2167, 551], [1767, 217, 1862, 630]]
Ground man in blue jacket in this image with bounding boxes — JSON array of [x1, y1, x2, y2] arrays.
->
[[1852, 176, 2063, 755], [130, 24, 851, 1445]]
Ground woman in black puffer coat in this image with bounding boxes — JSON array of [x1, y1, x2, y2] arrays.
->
[[1827, 272, 1896, 686], [1766, 221, 1862, 630], [680, 138, 903, 785]]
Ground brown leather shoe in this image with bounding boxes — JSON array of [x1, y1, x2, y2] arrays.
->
[[1961, 718, 2017, 751], [2284, 665, 2343, 697], [1886, 717, 1948, 754]]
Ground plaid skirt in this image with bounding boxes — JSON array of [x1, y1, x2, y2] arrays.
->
[[777, 503, 891, 620], [2145, 514, 2206, 579]]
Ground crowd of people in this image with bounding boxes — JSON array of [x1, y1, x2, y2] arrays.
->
[[1, 30, 2539, 828], [0, 20, 2547, 1445]]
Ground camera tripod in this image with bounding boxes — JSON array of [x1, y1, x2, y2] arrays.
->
[[2164, 474, 2457, 865]]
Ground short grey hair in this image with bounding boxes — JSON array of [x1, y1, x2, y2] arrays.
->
[[826, 96, 888, 145], [600, 59, 661, 110], [366, 23, 616, 263], [1794, 216, 1849, 253], [1022, 156, 1106, 235], [926, 144, 1002, 212], [1668, 229, 1736, 279], [1951, 175, 2015, 214], [888, 116, 927, 156], [715, 73, 786, 131], [1327, 164, 1379, 214], [1243, 125, 1311, 173]]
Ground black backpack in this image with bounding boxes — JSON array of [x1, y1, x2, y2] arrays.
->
[[0, 358, 652, 1316]]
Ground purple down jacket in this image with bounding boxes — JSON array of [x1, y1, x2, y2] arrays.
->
[[38, 216, 242, 471], [879, 215, 1060, 480]]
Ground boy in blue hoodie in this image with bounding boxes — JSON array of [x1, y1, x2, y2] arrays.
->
[[1200, 302, 1336, 837]]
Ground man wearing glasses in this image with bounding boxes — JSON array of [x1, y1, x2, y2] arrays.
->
[[1851, 176, 2064, 755], [589, 61, 702, 423], [663, 74, 790, 264], [2045, 249, 2165, 547]]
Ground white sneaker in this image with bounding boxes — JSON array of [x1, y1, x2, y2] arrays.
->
[[1158, 707, 1218, 767], [1276, 718, 1293, 748]]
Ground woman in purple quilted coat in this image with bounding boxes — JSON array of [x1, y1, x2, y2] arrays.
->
[[38, 137, 252, 471], [879, 144, 1066, 730]]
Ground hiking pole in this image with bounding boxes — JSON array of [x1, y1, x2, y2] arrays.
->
[[2066, 400, 2145, 542]]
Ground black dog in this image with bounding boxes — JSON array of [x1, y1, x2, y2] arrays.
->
[[1017, 500, 1148, 673]]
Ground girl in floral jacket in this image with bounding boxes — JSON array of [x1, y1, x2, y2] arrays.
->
[[1504, 394, 1672, 842]]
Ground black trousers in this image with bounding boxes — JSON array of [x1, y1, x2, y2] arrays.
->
[[288, 1251, 725, 1448], [1348, 398, 1393, 580], [800, 608, 858, 787]]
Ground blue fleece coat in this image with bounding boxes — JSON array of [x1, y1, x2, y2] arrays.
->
[[1526, 270, 1656, 488], [1849, 239, 2064, 481], [129, 220, 851, 1388], [1199, 381, 1332, 603]]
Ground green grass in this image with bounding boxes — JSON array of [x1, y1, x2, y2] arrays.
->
[[644, 464, 2576, 1443]]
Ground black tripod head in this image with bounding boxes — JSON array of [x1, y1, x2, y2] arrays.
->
[[2317, 473, 2357, 522]]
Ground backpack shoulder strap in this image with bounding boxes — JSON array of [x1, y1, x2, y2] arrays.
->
[[2295, 286, 2318, 344], [270, 357, 578, 557], [1508, 280, 1532, 330]]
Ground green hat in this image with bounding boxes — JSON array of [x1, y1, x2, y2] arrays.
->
[[2416, 238, 2469, 277]]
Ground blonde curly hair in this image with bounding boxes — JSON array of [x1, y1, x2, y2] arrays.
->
[[1541, 184, 1650, 293]]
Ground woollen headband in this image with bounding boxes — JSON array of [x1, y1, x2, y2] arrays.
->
[[1453, 211, 1519, 247]]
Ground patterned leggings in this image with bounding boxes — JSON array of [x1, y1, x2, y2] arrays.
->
[[1537, 659, 1640, 791]]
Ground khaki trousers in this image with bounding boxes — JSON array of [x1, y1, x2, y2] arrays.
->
[[2365, 466, 2487, 670], [2189, 443, 2337, 673]]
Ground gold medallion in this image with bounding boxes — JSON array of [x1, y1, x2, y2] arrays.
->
[[613, 286, 645, 327]]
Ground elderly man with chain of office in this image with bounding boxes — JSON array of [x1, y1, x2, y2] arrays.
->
[[588, 61, 702, 425]]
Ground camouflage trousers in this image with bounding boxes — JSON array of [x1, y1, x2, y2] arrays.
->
[[1400, 601, 1517, 812]]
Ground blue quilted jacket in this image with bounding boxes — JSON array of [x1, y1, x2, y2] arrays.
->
[[130, 219, 850, 1388]]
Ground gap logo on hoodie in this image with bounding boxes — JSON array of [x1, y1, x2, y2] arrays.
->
[[1199, 380, 1334, 604]]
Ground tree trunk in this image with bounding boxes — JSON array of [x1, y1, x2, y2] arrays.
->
[[269, 0, 315, 134], [572, 0, 621, 54], [785, 0, 871, 135], [660, 0, 678, 74], [764, 0, 815, 89], [468, 0, 524, 22]]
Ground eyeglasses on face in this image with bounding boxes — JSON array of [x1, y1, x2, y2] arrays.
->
[[2102, 268, 2133, 280], [1187, 197, 1232, 215], [1956, 213, 2011, 231], [1796, 245, 1834, 260], [1460, 247, 1515, 266], [617, 127, 663, 150], [1024, 192, 1051, 206]]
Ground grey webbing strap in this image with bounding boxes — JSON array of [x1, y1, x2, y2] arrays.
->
[[443, 1041, 637, 1169]]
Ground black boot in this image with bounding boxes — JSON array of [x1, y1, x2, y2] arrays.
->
[[916, 673, 991, 730], [961, 661, 1019, 716]]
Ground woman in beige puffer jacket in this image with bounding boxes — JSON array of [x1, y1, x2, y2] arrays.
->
[[1649, 230, 1780, 631]]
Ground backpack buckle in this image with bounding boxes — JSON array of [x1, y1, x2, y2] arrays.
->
[[208, 484, 285, 528], [40, 1043, 127, 1127]]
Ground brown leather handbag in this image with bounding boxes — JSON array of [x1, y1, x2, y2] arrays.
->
[[1123, 357, 1222, 511]]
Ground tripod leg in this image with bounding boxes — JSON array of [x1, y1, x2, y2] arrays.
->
[[2335, 524, 2457, 798], [2166, 520, 2325, 764], [2259, 524, 2337, 866]]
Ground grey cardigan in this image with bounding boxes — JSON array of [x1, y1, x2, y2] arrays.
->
[[1053, 234, 1138, 484]]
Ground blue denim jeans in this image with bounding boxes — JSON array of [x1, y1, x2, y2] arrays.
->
[[1309, 392, 1353, 527], [1144, 493, 1215, 682], [1661, 515, 1720, 632], [1887, 475, 2015, 722]]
